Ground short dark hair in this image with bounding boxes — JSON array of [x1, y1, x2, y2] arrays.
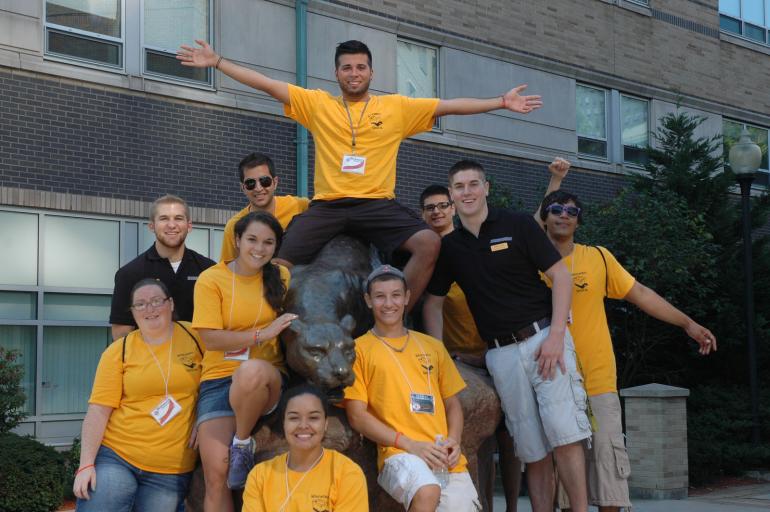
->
[[448, 159, 486, 183], [130, 278, 170, 304], [419, 184, 451, 208], [233, 211, 286, 312], [149, 194, 189, 222], [334, 40, 372, 68], [238, 152, 276, 182], [540, 190, 584, 224], [279, 384, 329, 430]]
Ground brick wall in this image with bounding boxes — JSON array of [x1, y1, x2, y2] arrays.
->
[[0, 68, 627, 218]]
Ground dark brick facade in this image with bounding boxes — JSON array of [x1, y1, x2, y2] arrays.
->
[[0, 69, 625, 217]]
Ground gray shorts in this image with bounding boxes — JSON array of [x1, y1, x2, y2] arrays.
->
[[485, 326, 591, 463]]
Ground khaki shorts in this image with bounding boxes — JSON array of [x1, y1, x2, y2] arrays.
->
[[557, 392, 632, 509], [485, 327, 591, 463], [378, 453, 481, 511]]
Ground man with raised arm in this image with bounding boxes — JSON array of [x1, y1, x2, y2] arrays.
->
[[537, 164, 716, 512], [422, 160, 590, 512], [178, 39, 542, 306]]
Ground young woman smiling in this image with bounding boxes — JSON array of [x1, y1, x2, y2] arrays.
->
[[192, 211, 297, 511], [242, 385, 368, 512]]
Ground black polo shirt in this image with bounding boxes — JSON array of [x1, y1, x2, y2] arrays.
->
[[426, 208, 562, 344], [109, 244, 215, 326]]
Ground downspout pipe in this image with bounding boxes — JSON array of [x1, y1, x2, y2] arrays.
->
[[295, 0, 309, 197]]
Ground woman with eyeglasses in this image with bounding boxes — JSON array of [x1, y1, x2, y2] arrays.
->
[[192, 210, 297, 512], [243, 384, 368, 512], [73, 278, 204, 511]]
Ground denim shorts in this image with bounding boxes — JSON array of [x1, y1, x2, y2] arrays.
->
[[76, 445, 191, 512], [196, 374, 287, 427]]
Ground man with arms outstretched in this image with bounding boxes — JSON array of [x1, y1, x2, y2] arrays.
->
[[178, 39, 542, 306]]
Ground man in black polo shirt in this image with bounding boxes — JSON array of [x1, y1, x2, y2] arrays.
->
[[110, 194, 215, 340], [423, 160, 590, 512]]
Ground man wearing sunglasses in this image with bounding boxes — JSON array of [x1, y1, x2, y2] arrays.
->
[[538, 169, 717, 512], [178, 39, 542, 309], [220, 152, 309, 261]]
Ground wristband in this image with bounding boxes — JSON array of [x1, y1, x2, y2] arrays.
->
[[75, 464, 95, 476], [394, 431, 403, 449], [215, 56, 224, 69]]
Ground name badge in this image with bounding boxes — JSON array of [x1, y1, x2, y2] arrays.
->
[[410, 393, 435, 414], [490, 242, 509, 252], [151, 396, 182, 426], [224, 348, 250, 361], [341, 154, 366, 175]]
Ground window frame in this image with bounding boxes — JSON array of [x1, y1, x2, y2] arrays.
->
[[719, 0, 770, 46], [396, 37, 441, 131], [620, 93, 651, 166], [576, 84, 610, 161]]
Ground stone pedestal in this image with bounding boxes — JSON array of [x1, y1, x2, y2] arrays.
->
[[620, 383, 689, 500]]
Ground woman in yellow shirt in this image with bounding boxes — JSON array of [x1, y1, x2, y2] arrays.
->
[[73, 278, 204, 511], [193, 211, 297, 511], [243, 384, 368, 512]]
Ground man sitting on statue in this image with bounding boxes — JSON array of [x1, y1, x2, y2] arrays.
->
[[343, 265, 481, 512], [178, 39, 542, 308]]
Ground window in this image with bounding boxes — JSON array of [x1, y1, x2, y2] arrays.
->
[[621, 95, 650, 165], [44, 0, 213, 86], [719, 0, 770, 44], [0, 207, 223, 439], [397, 39, 439, 129], [576, 85, 608, 159], [143, 0, 211, 84], [723, 119, 769, 187], [45, 0, 123, 67]]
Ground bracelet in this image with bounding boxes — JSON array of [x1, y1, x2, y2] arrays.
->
[[253, 329, 261, 347], [394, 431, 403, 449], [215, 56, 224, 69], [75, 464, 95, 476]]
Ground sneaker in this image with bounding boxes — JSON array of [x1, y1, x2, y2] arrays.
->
[[227, 438, 255, 490]]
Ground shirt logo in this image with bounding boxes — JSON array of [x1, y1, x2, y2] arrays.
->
[[369, 113, 383, 129], [573, 272, 588, 292], [312, 495, 330, 512]]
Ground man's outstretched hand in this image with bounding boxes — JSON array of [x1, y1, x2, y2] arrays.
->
[[177, 39, 218, 68], [502, 85, 543, 114]]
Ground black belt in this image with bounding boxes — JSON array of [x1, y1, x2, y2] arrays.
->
[[489, 317, 551, 348]]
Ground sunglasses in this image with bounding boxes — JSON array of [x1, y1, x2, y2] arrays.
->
[[546, 204, 581, 218], [422, 201, 453, 212], [243, 176, 273, 190]]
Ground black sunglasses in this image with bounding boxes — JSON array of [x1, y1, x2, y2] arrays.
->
[[546, 204, 581, 218], [243, 176, 273, 190]]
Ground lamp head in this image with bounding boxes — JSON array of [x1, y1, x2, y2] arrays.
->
[[729, 129, 762, 177]]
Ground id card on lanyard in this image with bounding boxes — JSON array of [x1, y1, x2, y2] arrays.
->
[[151, 396, 182, 426], [340, 98, 370, 175]]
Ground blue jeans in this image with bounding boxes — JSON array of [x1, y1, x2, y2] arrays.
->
[[76, 445, 191, 512]]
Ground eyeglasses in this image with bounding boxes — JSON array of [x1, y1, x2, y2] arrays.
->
[[422, 201, 453, 212], [546, 204, 581, 218], [130, 297, 170, 311], [243, 176, 273, 190]]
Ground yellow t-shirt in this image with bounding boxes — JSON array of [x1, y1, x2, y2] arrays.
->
[[344, 330, 468, 472], [192, 261, 290, 382], [89, 322, 203, 474], [443, 282, 486, 355], [543, 244, 635, 396], [284, 84, 439, 200], [219, 196, 310, 262], [242, 449, 368, 512]]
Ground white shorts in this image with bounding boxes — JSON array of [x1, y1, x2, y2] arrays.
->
[[378, 453, 481, 511], [485, 326, 591, 463]]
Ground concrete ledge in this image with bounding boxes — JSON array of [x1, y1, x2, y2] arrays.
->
[[630, 486, 688, 500], [620, 383, 690, 398]]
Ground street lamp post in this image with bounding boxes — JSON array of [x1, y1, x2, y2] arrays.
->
[[728, 129, 762, 446]]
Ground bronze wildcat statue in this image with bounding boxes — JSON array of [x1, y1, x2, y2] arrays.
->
[[186, 235, 501, 511]]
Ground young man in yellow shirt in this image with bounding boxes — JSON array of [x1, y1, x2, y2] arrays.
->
[[220, 152, 309, 261], [344, 265, 480, 511], [537, 166, 717, 512], [178, 39, 542, 306]]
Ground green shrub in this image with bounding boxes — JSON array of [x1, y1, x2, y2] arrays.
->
[[62, 438, 81, 500], [0, 347, 26, 434], [0, 433, 66, 512]]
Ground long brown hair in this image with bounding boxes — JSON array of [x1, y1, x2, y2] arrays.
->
[[233, 211, 286, 312]]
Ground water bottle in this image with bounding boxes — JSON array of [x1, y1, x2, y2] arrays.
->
[[434, 434, 449, 489]]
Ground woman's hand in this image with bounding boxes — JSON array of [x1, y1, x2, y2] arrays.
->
[[73, 466, 96, 500], [257, 313, 298, 343]]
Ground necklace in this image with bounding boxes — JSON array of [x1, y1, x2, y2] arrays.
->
[[228, 259, 265, 330], [279, 449, 325, 512], [369, 328, 409, 352]]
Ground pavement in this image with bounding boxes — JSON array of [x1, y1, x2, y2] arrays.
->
[[494, 483, 770, 511]]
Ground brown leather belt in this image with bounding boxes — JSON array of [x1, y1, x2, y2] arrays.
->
[[490, 317, 551, 348]]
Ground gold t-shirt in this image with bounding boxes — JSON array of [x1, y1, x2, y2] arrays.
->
[[443, 282, 486, 355]]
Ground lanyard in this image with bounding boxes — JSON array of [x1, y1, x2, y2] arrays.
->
[[228, 261, 266, 331], [342, 98, 370, 153], [372, 330, 433, 396], [144, 334, 174, 398], [279, 449, 326, 512]]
